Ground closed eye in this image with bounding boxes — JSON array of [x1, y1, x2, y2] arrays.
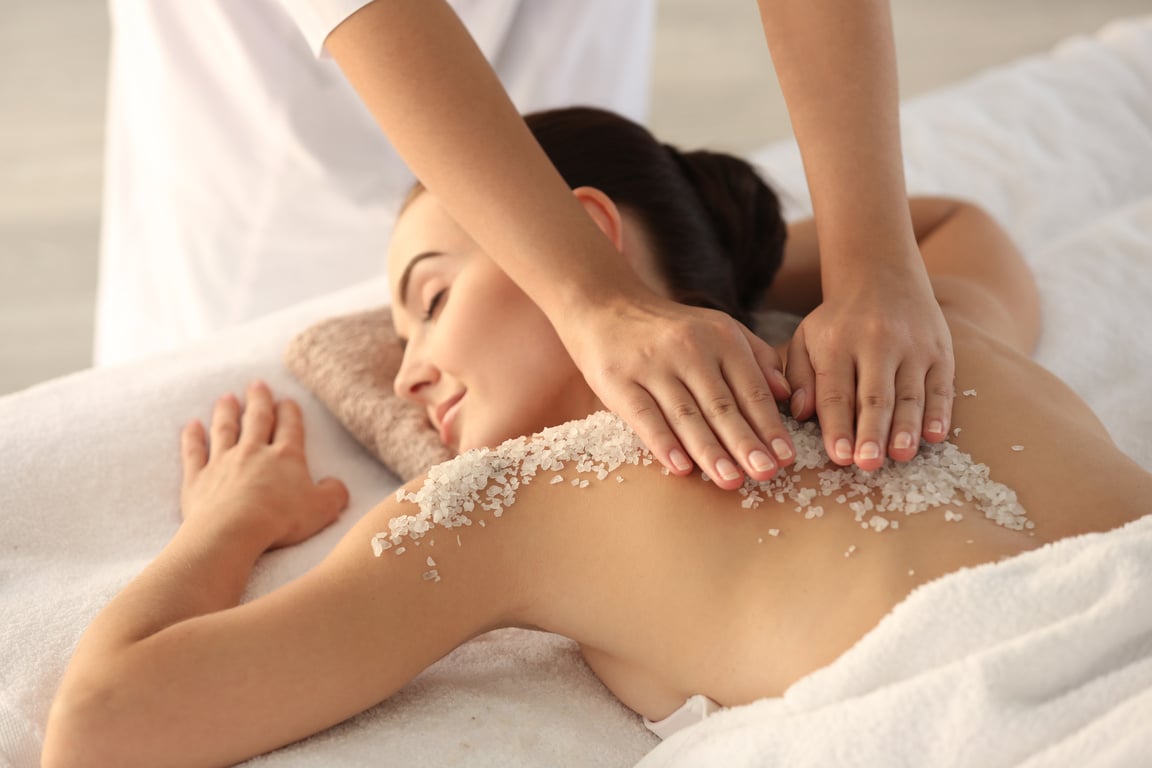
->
[[423, 289, 447, 321]]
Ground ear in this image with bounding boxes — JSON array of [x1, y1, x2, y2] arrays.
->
[[572, 186, 625, 253]]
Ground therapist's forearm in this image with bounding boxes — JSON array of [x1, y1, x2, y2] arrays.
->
[[757, 0, 919, 292], [326, 0, 642, 316]]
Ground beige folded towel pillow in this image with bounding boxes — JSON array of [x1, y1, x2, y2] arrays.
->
[[284, 307, 454, 481]]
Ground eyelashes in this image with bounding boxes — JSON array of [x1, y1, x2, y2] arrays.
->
[[423, 289, 447, 321]]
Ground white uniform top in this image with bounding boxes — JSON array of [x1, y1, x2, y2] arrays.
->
[[95, 0, 654, 364]]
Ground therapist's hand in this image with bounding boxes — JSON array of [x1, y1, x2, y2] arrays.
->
[[562, 292, 796, 490], [785, 268, 955, 472]]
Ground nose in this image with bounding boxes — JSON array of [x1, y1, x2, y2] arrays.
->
[[393, 346, 440, 401]]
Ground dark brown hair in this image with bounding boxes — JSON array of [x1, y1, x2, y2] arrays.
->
[[523, 106, 787, 327]]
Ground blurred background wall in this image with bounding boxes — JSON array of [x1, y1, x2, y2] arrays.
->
[[2, 0, 1148, 395]]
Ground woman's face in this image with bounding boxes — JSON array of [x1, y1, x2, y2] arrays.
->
[[389, 192, 603, 453]]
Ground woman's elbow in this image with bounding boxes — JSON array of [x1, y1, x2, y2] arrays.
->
[[42, 673, 138, 768]]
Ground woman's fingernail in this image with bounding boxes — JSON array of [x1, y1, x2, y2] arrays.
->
[[834, 439, 853, 461], [772, 370, 792, 395], [790, 389, 806, 417], [748, 450, 775, 473], [715, 457, 742, 482], [927, 419, 945, 436], [669, 448, 692, 473], [771, 438, 793, 462], [893, 431, 914, 450], [858, 441, 881, 461]]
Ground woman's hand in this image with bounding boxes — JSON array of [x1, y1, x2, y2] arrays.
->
[[562, 293, 796, 490], [180, 381, 349, 551], [785, 270, 955, 472]]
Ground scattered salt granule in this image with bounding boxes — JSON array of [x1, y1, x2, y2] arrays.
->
[[963, 389, 977, 397], [551, 475, 564, 485], [422, 569, 441, 582], [757, 537, 764, 544], [908, 569, 916, 576], [1011, 445, 1025, 452], [426, 556, 436, 567], [944, 510, 964, 522], [456, 535, 462, 547], [768, 529, 780, 537], [395, 546, 406, 555], [372, 410, 1031, 564], [373, 411, 655, 556], [953, 427, 962, 437], [868, 516, 890, 533], [844, 544, 857, 558]]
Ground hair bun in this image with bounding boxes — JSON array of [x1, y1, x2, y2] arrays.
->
[[664, 146, 787, 317]]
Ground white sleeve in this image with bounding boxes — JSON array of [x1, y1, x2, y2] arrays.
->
[[278, 0, 376, 58]]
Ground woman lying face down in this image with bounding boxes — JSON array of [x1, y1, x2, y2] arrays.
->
[[43, 108, 1152, 768]]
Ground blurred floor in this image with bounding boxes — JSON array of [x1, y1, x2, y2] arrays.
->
[[1, 0, 1148, 395]]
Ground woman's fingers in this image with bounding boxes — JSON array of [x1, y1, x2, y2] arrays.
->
[[240, 381, 276, 447], [272, 398, 305, 450], [209, 393, 242, 458], [181, 419, 208, 478]]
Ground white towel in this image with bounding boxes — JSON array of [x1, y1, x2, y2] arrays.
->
[[638, 513, 1152, 767]]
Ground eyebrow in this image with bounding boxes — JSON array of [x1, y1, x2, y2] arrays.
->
[[397, 250, 445, 308]]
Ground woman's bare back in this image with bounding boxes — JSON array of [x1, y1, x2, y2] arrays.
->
[[446, 313, 1152, 722]]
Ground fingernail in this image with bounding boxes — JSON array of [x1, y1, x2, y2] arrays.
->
[[669, 448, 692, 473], [893, 431, 914, 450], [714, 457, 742, 482], [771, 438, 793, 461], [927, 419, 945, 436], [834, 439, 853, 461], [790, 388, 805, 418], [772, 370, 792, 395], [858, 441, 881, 461], [748, 450, 775, 473]]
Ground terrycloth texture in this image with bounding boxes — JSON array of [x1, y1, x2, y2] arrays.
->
[[284, 306, 453, 480], [2, 15, 1152, 768], [638, 513, 1152, 768]]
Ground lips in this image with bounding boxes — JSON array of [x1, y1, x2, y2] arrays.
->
[[433, 392, 465, 445]]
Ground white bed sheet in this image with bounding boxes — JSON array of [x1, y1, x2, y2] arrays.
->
[[2, 15, 1151, 768]]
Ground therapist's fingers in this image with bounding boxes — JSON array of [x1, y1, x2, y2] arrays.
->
[[812, 360, 857, 468], [887, 364, 926, 462], [785, 325, 817, 422], [209, 393, 241, 458], [239, 380, 276, 446], [181, 419, 208, 478], [850, 360, 897, 472], [921, 359, 956, 444]]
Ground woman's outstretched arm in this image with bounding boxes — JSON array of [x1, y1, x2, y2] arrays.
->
[[42, 382, 512, 768]]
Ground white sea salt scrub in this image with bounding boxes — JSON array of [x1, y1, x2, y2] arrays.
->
[[370, 410, 1031, 560]]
